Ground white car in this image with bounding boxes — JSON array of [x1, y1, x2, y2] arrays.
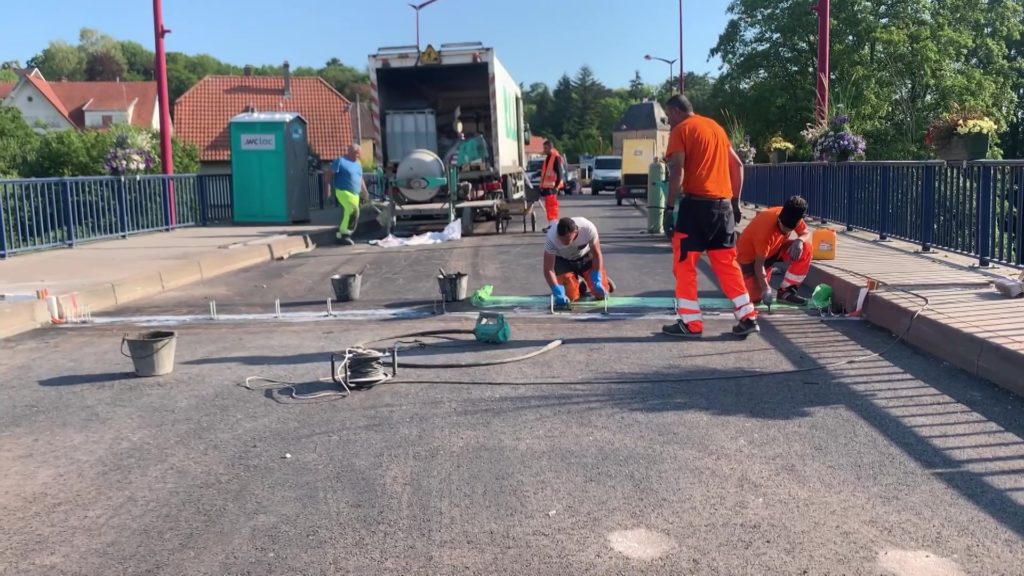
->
[[590, 156, 622, 195]]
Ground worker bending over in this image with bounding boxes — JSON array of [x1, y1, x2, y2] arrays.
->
[[539, 140, 565, 231], [661, 94, 759, 338], [543, 217, 615, 307], [737, 196, 812, 307]]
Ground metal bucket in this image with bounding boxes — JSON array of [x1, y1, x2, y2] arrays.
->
[[331, 273, 362, 302], [438, 272, 469, 302], [121, 331, 177, 377]]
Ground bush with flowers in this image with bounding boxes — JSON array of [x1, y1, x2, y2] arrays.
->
[[801, 114, 867, 161], [766, 135, 795, 153], [925, 107, 997, 154], [102, 129, 155, 176]]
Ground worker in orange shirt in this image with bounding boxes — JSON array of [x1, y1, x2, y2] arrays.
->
[[661, 94, 759, 338], [737, 196, 813, 307], [539, 140, 565, 231]]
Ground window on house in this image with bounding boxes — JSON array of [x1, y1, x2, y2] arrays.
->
[[102, 115, 113, 127]]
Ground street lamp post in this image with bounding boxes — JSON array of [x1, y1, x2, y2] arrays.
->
[[678, 0, 684, 93], [409, 0, 440, 49], [644, 54, 677, 95], [153, 0, 175, 226], [810, 0, 830, 124]]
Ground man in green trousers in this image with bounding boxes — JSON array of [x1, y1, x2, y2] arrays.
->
[[327, 144, 369, 245]]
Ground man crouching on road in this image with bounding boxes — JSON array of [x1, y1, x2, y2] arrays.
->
[[737, 196, 813, 307], [543, 217, 615, 308]]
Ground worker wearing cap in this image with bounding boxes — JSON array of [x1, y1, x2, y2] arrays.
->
[[661, 94, 758, 338], [737, 196, 813, 307], [327, 143, 369, 246], [539, 140, 565, 231], [543, 217, 615, 307]]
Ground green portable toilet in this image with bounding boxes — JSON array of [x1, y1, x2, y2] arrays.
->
[[229, 112, 311, 224]]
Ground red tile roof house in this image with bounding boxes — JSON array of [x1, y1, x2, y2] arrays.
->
[[0, 68, 160, 132], [174, 63, 353, 175]]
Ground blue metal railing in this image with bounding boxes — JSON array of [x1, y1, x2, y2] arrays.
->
[[1, 171, 330, 258], [743, 160, 1024, 267]]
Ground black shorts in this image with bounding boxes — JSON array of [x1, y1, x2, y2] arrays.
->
[[674, 195, 736, 254], [554, 254, 595, 276]]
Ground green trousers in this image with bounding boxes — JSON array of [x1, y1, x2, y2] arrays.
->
[[335, 189, 360, 237]]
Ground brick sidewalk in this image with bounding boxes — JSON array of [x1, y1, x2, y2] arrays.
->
[[802, 224, 1024, 396], [0, 212, 340, 338]]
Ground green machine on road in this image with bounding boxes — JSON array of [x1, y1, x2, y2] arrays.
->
[[229, 112, 311, 224]]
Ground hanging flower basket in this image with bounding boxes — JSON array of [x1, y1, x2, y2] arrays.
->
[[926, 110, 996, 162], [766, 136, 794, 164], [801, 115, 866, 162], [935, 133, 991, 162]]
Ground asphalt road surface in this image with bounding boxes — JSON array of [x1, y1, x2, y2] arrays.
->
[[2, 196, 1023, 575]]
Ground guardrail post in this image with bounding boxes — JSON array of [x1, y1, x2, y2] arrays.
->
[[116, 177, 128, 238], [197, 175, 209, 226], [0, 191, 7, 259], [920, 164, 936, 252], [318, 172, 326, 210], [161, 176, 173, 231], [978, 163, 994, 267], [60, 179, 77, 247], [878, 165, 890, 241], [844, 164, 855, 232]]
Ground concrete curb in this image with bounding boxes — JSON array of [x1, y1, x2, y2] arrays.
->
[[0, 234, 315, 341], [806, 264, 1023, 397]]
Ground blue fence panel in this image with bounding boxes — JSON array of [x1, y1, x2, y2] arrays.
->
[[743, 160, 1024, 268], [200, 174, 233, 223]]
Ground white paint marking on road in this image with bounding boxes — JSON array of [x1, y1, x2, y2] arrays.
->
[[877, 549, 966, 576], [606, 528, 676, 561]]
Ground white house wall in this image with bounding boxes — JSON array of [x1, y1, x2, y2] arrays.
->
[[5, 83, 73, 132], [83, 110, 130, 129]]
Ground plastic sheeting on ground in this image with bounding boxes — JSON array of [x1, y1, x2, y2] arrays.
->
[[368, 219, 462, 248]]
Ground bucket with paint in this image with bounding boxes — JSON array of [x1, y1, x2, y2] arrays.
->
[[438, 272, 469, 302], [331, 273, 362, 302], [121, 331, 177, 377]]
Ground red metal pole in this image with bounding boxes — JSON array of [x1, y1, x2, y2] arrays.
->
[[812, 0, 830, 124], [154, 0, 175, 226], [678, 0, 685, 93]]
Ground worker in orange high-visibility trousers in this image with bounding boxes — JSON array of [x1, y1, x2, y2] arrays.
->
[[661, 94, 759, 338], [737, 196, 813, 307], [539, 140, 565, 231]]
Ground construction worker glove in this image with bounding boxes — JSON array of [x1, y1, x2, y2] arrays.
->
[[761, 286, 775, 306], [732, 197, 743, 224], [789, 240, 804, 260], [663, 208, 675, 238], [551, 284, 570, 307], [589, 271, 606, 298]]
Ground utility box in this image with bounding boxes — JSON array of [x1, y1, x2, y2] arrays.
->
[[229, 112, 311, 224]]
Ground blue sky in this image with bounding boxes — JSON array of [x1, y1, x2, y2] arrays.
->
[[0, 0, 731, 88]]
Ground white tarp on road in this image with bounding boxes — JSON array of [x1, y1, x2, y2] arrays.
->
[[368, 219, 462, 248]]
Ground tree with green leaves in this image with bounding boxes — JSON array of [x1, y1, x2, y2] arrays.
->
[[711, 0, 1023, 160], [26, 40, 86, 81], [628, 71, 651, 102], [0, 107, 40, 177]]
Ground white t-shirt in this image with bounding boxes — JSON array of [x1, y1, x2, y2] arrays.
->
[[544, 217, 598, 260]]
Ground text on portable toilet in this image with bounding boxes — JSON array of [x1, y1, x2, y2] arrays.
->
[[240, 134, 277, 150]]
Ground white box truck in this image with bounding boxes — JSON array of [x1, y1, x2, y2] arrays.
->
[[369, 42, 528, 203]]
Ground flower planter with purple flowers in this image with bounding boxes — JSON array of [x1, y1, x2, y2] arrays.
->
[[801, 114, 867, 162]]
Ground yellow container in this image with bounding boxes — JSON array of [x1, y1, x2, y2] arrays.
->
[[812, 228, 837, 260]]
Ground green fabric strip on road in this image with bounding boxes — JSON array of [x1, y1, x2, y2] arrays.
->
[[470, 285, 806, 311]]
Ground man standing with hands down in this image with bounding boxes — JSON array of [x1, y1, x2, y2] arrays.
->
[[661, 94, 759, 338]]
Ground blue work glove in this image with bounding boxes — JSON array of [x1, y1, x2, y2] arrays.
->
[[589, 270, 606, 298], [551, 284, 570, 307]]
